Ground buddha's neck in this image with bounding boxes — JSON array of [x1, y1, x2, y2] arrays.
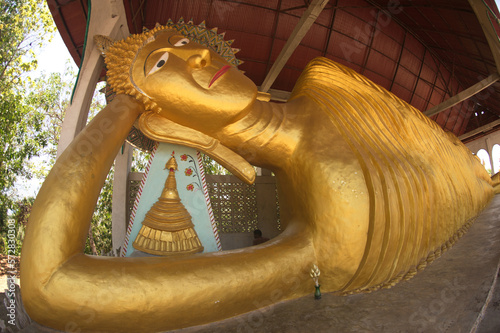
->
[[217, 100, 293, 169]]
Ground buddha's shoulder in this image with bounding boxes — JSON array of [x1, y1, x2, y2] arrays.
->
[[293, 57, 382, 93], [290, 57, 420, 120]]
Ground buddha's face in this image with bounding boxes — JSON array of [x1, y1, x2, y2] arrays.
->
[[131, 30, 257, 131]]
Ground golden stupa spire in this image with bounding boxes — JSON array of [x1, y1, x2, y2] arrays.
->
[[133, 155, 204, 256]]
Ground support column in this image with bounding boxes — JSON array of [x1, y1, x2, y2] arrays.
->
[[486, 137, 494, 173], [255, 168, 280, 239], [112, 142, 133, 252], [56, 0, 130, 158]]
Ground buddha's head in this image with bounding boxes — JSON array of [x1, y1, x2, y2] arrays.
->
[[98, 24, 258, 132]]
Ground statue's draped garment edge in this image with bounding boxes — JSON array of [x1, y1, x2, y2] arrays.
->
[[289, 57, 493, 292]]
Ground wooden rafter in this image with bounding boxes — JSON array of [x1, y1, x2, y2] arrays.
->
[[260, 0, 329, 92], [424, 72, 500, 117]]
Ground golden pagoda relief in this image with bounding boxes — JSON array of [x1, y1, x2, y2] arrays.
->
[[133, 156, 204, 256]]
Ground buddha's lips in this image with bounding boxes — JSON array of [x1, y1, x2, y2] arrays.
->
[[209, 65, 231, 87]]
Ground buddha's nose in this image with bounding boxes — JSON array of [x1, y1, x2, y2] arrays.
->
[[187, 50, 211, 69]]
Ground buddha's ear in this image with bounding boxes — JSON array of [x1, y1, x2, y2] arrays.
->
[[94, 35, 115, 56], [138, 111, 256, 184]]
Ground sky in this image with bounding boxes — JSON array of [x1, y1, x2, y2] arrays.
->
[[36, 32, 77, 75]]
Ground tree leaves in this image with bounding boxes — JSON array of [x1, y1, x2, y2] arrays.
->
[[201, 153, 232, 175], [0, 0, 55, 227]]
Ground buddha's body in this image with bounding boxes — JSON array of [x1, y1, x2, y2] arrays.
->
[[232, 94, 371, 291], [201, 57, 492, 292], [20, 27, 493, 332]]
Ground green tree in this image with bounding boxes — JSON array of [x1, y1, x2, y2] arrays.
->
[[85, 168, 114, 255], [27, 65, 77, 177], [132, 148, 151, 172], [0, 197, 33, 255], [32, 75, 112, 255], [0, 67, 72, 256], [82, 83, 114, 255], [1, 71, 115, 256], [0, 0, 55, 226], [201, 154, 231, 175]]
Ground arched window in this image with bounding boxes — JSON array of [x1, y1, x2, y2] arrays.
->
[[492, 144, 500, 174], [476, 149, 492, 175]]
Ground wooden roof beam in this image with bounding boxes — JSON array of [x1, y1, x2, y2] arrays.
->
[[468, 0, 500, 72], [258, 88, 292, 102], [260, 0, 329, 93], [425, 0, 500, 118], [424, 72, 500, 117], [459, 118, 500, 140]]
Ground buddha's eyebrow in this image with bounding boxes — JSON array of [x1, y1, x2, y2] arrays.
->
[[144, 49, 159, 76], [168, 34, 184, 44]]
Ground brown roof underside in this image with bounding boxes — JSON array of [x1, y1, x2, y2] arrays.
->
[[47, 0, 500, 142]]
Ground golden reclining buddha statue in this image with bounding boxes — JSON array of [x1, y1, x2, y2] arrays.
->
[[20, 22, 494, 332]]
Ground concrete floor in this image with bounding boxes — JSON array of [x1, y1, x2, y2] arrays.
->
[[176, 194, 500, 333], [10, 194, 500, 333]]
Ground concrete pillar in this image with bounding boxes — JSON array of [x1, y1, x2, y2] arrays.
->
[[255, 168, 280, 239], [56, 0, 130, 158], [260, 168, 272, 176], [112, 142, 133, 252], [485, 137, 494, 173]]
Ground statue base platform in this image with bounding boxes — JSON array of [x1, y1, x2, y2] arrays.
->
[[11, 195, 500, 333]]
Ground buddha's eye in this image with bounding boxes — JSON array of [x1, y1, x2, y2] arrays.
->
[[174, 38, 190, 47], [148, 52, 169, 76]]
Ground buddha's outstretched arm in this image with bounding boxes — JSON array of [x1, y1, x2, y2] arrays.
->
[[20, 94, 315, 332], [21, 94, 143, 282]]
